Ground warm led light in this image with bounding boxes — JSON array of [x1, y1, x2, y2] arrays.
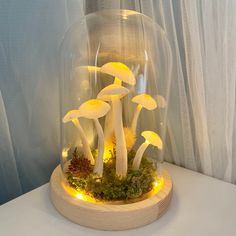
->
[[153, 177, 164, 194], [103, 148, 113, 162], [62, 182, 98, 203], [75, 193, 84, 200], [62, 148, 69, 159], [62, 175, 164, 204]]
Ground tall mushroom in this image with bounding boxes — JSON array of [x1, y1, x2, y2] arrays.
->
[[132, 131, 163, 170], [100, 62, 136, 149], [97, 84, 129, 177], [62, 110, 95, 165], [131, 94, 157, 136], [78, 99, 110, 176]]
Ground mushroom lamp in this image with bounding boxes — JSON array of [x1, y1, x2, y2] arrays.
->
[[131, 93, 157, 136], [78, 99, 110, 176], [50, 9, 173, 230], [132, 130, 163, 170]]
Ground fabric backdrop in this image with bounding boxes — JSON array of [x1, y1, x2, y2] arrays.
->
[[0, 0, 236, 204]]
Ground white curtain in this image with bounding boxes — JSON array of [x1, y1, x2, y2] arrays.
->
[[0, 0, 236, 203], [0, 0, 84, 203]]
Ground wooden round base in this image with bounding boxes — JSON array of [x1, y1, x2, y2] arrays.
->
[[50, 165, 172, 230]]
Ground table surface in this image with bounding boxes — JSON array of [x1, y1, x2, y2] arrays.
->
[[0, 163, 236, 236]]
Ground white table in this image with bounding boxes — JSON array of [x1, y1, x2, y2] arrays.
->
[[0, 163, 236, 236]]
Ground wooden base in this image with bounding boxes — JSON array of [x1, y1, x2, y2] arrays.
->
[[50, 165, 172, 230]]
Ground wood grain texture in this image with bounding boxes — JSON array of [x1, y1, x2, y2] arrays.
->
[[50, 165, 172, 230]]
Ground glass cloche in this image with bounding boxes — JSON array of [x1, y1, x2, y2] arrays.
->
[[59, 9, 172, 202]]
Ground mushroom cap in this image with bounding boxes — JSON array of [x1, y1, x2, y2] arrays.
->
[[132, 93, 157, 110], [141, 131, 163, 149], [62, 110, 80, 123], [100, 62, 136, 85], [74, 66, 101, 74], [97, 84, 129, 101], [78, 99, 110, 119]]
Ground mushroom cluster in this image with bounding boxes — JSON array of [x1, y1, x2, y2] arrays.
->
[[63, 62, 163, 178]]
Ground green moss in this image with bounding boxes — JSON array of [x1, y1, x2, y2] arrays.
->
[[66, 149, 158, 201]]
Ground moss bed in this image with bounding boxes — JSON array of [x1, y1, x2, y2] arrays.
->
[[66, 148, 158, 201]]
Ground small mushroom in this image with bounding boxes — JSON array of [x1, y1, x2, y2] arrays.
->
[[131, 94, 157, 135], [100, 62, 136, 85], [97, 84, 129, 177], [101, 62, 136, 149], [78, 99, 110, 176], [62, 110, 95, 164], [132, 131, 163, 170]]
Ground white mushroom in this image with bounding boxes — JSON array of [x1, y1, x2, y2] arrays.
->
[[100, 62, 136, 85], [100, 62, 136, 149], [100, 62, 136, 150], [78, 99, 110, 176], [97, 84, 129, 177], [132, 131, 163, 170], [62, 110, 95, 164], [131, 94, 157, 135]]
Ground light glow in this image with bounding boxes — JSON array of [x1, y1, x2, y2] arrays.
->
[[103, 148, 113, 163], [62, 176, 164, 204], [153, 177, 164, 193], [62, 182, 97, 203], [62, 148, 69, 161], [62, 150, 68, 158], [75, 193, 84, 200]]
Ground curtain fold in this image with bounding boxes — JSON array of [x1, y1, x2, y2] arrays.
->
[[0, 0, 236, 203], [0, 90, 22, 203], [0, 0, 84, 203]]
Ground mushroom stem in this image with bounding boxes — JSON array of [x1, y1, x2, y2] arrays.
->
[[93, 118, 104, 176], [112, 97, 127, 177], [72, 119, 94, 165], [103, 77, 121, 145], [114, 77, 122, 85], [132, 141, 149, 170], [131, 104, 143, 135], [104, 106, 113, 146]]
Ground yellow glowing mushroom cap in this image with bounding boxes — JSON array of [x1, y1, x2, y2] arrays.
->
[[97, 84, 129, 101], [141, 131, 163, 149], [75, 66, 101, 74], [62, 110, 80, 123], [132, 93, 157, 110], [78, 99, 110, 119], [100, 62, 136, 85]]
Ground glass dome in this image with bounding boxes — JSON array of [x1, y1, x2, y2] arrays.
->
[[59, 9, 172, 201]]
